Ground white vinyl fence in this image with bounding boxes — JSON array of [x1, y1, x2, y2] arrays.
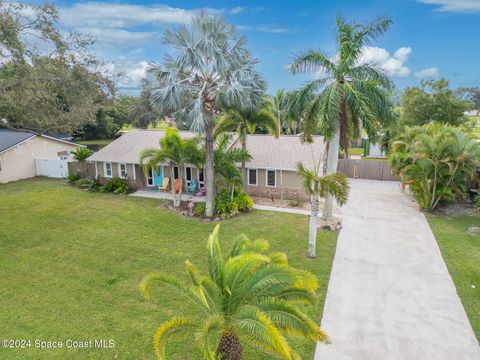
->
[[35, 159, 69, 178]]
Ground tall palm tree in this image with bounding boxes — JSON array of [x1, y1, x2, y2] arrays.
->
[[140, 128, 202, 207], [215, 102, 278, 186], [290, 15, 395, 220], [140, 224, 329, 360], [147, 12, 266, 217], [297, 158, 349, 258], [71, 147, 93, 177]]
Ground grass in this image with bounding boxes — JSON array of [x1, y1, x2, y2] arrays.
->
[[121, 122, 169, 132], [426, 213, 480, 341], [339, 147, 364, 156], [0, 178, 338, 359]]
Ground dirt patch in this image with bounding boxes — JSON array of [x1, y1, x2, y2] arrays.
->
[[432, 202, 478, 217]]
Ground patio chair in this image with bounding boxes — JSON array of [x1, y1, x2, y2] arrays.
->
[[188, 180, 198, 193], [158, 178, 169, 192], [175, 178, 181, 192]]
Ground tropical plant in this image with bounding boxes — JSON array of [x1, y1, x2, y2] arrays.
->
[[389, 124, 480, 211], [147, 12, 266, 217], [215, 100, 278, 187], [140, 128, 203, 207], [297, 160, 349, 258], [71, 147, 93, 177], [66, 171, 81, 184], [290, 14, 395, 220], [214, 189, 253, 219], [100, 177, 130, 194], [211, 133, 252, 198], [140, 225, 329, 360]]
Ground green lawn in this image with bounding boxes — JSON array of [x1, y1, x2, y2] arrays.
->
[[339, 147, 364, 156], [427, 213, 480, 341], [0, 178, 338, 359], [76, 139, 115, 146]]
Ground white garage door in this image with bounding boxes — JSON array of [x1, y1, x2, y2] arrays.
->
[[35, 159, 69, 178]]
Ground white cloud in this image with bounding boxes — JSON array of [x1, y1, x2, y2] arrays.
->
[[359, 46, 412, 77], [100, 59, 149, 91], [414, 67, 439, 78], [237, 25, 290, 33], [417, 0, 480, 13]]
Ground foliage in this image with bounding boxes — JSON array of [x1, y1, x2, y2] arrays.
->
[[475, 195, 480, 209], [100, 177, 130, 194], [0, 2, 114, 133], [71, 147, 93, 163], [128, 86, 158, 129], [214, 189, 253, 219], [147, 11, 266, 217], [140, 224, 329, 360], [400, 78, 469, 127], [296, 165, 349, 205], [289, 195, 306, 208], [289, 14, 395, 150], [66, 171, 81, 184], [193, 202, 206, 217], [456, 87, 480, 115], [388, 124, 480, 211]]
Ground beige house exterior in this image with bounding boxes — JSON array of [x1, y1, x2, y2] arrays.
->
[[0, 130, 81, 184], [87, 130, 326, 200]]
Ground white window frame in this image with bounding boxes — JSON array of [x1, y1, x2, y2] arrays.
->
[[146, 168, 154, 187], [198, 168, 205, 188], [247, 168, 257, 186], [104, 162, 112, 178], [266, 170, 276, 188], [118, 163, 127, 179], [185, 166, 193, 187]]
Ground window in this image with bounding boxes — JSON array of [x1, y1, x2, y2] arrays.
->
[[118, 163, 127, 178], [173, 166, 179, 179], [146, 168, 154, 186], [198, 168, 205, 188], [266, 170, 276, 187], [104, 162, 112, 178], [57, 151, 68, 160], [185, 167, 192, 187], [248, 169, 257, 186]]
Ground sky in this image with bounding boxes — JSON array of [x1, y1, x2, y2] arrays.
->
[[36, 0, 480, 95]]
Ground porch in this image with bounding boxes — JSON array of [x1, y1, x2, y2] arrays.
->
[[130, 189, 206, 203]]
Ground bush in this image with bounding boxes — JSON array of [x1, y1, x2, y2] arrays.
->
[[66, 172, 81, 184], [214, 189, 253, 219], [100, 177, 130, 194], [193, 202, 206, 217], [289, 195, 305, 208], [475, 195, 480, 209], [74, 178, 94, 188]]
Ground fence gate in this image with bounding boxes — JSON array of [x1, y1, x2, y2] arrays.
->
[[337, 159, 397, 181], [35, 159, 69, 178]]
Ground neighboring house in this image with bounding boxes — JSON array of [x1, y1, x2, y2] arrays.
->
[[88, 130, 326, 200], [0, 129, 82, 184]]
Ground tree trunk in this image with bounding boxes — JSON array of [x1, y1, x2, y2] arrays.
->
[[170, 164, 176, 207], [204, 101, 215, 218], [241, 119, 247, 190], [308, 195, 320, 258], [217, 333, 243, 360], [321, 128, 340, 220], [175, 169, 183, 208]]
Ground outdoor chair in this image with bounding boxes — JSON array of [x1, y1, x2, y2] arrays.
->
[[188, 180, 198, 193], [158, 178, 169, 192], [175, 178, 181, 192]]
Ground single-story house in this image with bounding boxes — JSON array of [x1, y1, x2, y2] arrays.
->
[[87, 129, 325, 199], [0, 129, 82, 184]]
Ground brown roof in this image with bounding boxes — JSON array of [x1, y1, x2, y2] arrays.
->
[[232, 134, 326, 171], [88, 130, 197, 164]]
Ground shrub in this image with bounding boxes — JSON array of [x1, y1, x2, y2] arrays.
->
[[289, 195, 305, 208], [193, 202, 206, 217], [74, 178, 94, 188], [100, 177, 130, 194], [66, 172, 81, 184], [214, 189, 253, 219], [475, 195, 480, 209]]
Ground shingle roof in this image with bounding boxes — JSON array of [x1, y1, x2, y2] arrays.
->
[[0, 129, 35, 153], [88, 130, 198, 164], [233, 134, 326, 171]]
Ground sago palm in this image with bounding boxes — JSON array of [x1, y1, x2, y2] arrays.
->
[[139, 128, 202, 207], [215, 101, 278, 186], [140, 225, 329, 360], [71, 147, 93, 177], [290, 14, 395, 220], [297, 160, 349, 258], [147, 12, 266, 217]]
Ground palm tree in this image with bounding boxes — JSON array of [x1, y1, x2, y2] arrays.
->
[[290, 15, 395, 220], [215, 101, 278, 186], [71, 147, 93, 177], [297, 158, 349, 258], [147, 12, 266, 217], [212, 133, 252, 199], [140, 128, 202, 208], [140, 224, 329, 360]]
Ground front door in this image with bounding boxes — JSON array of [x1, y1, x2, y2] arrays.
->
[[153, 166, 163, 186]]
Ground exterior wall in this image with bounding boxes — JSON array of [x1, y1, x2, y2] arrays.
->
[[0, 136, 79, 184], [244, 168, 308, 200], [90, 161, 148, 189]]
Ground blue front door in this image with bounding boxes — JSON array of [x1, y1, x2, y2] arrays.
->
[[153, 166, 163, 186]]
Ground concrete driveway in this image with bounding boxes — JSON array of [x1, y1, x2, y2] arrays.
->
[[315, 179, 480, 360]]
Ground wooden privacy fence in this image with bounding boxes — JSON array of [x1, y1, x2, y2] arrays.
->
[[337, 158, 397, 181]]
